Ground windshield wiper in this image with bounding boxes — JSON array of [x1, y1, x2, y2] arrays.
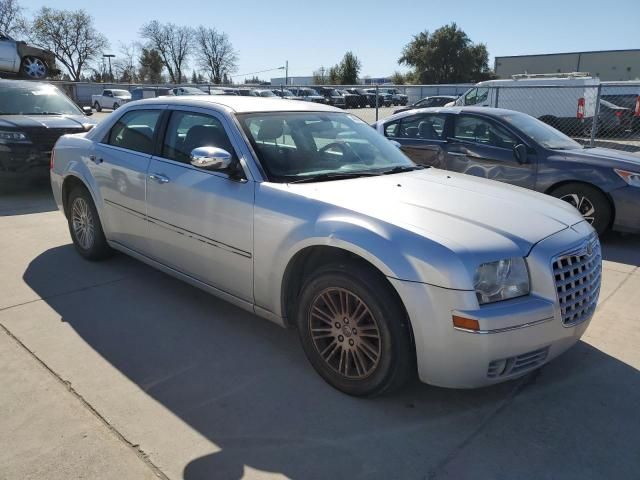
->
[[380, 165, 425, 175], [288, 171, 381, 184]]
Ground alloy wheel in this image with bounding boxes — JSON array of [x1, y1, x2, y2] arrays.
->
[[308, 287, 382, 379], [560, 193, 596, 224], [71, 197, 95, 250], [22, 57, 47, 79]]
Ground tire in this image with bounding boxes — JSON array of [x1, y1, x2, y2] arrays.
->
[[67, 187, 113, 260], [94, 102, 102, 112], [20, 56, 48, 79], [296, 262, 414, 397], [549, 183, 612, 235], [113, 102, 120, 110]]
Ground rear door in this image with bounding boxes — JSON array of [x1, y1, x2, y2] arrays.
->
[[145, 107, 254, 301], [383, 113, 449, 168], [93, 107, 165, 253], [0, 36, 18, 71], [445, 114, 536, 188]]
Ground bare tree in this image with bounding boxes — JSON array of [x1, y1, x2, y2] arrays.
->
[[30, 8, 108, 81], [140, 21, 192, 84], [114, 42, 140, 82], [0, 0, 27, 36], [194, 26, 237, 84]]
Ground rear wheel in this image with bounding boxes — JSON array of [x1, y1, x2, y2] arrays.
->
[[113, 102, 120, 110], [549, 183, 612, 235], [296, 262, 414, 397], [67, 187, 113, 260], [94, 101, 102, 112], [20, 56, 48, 79]]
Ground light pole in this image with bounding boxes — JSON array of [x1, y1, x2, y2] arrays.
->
[[103, 54, 115, 82], [285, 60, 288, 86]]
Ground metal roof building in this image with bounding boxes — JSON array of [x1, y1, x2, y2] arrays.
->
[[495, 49, 640, 81]]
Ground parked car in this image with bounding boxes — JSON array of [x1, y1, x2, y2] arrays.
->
[[394, 95, 458, 114], [253, 89, 277, 97], [346, 88, 378, 108], [379, 88, 408, 106], [0, 80, 95, 182], [289, 87, 325, 103], [313, 86, 346, 108], [51, 95, 601, 396], [92, 89, 132, 112], [130, 87, 174, 101], [365, 89, 392, 107], [596, 100, 634, 136], [376, 106, 640, 235], [173, 86, 207, 96], [452, 73, 600, 134], [0, 32, 59, 79], [338, 89, 360, 108], [271, 88, 299, 99], [237, 88, 259, 97]]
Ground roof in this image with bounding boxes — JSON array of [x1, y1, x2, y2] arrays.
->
[[382, 106, 531, 122], [130, 95, 340, 113], [495, 48, 640, 60]]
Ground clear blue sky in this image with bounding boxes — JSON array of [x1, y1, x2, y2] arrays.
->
[[19, 0, 639, 81]]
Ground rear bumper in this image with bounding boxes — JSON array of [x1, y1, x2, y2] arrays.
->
[[610, 185, 640, 233]]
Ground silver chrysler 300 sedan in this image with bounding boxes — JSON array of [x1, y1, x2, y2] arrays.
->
[[50, 96, 602, 397]]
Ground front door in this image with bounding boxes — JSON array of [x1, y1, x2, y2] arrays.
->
[[384, 113, 448, 168], [146, 108, 254, 302], [93, 107, 164, 253], [445, 114, 536, 189]]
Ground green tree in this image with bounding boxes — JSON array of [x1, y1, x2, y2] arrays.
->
[[390, 71, 407, 85], [30, 8, 108, 81], [191, 70, 198, 83], [138, 47, 163, 84], [338, 51, 361, 85], [399, 23, 495, 84]]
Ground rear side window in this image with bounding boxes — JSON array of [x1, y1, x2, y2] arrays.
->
[[162, 111, 237, 164], [105, 110, 162, 155], [398, 114, 446, 140]]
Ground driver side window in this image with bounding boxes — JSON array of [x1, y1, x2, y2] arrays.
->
[[162, 111, 238, 164], [453, 115, 518, 149]]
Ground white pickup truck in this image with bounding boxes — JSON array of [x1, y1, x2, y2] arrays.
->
[[91, 89, 131, 112]]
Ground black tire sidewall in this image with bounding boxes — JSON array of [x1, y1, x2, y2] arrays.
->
[[551, 183, 611, 235], [296, 264, 413, 397]]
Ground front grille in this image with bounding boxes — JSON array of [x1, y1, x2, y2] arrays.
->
[[487, 347, 549, 378], [26, 127, 84, 152], [552, 235, 602, 327]]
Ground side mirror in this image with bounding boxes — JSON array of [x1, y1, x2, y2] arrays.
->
[[82, 106, 93, 116], [389, 140, 402, 148], [190, 146, 233, 171], [513, 144, 528, 164]]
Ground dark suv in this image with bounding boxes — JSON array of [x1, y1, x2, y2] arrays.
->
[[312, 86, 346, 108], [0, 80, 95, 182], [376, 106, 640, 235]]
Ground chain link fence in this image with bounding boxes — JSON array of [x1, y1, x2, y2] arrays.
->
[[48, 79, 640, 153]]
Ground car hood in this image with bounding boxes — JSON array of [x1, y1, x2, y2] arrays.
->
[[0, 114, 95, 129], [562, 147, 640, 171], [285, 168, 583, 259]]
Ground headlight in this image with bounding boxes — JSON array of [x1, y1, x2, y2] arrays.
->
[[614, 169, 640, 188], [474, 257, 530, 305], [0, 130, 29, 143]]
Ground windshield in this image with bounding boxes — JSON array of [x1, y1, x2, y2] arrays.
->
[[0, 84, 83, 115], [238, 112, 416, 182], [258, 90, 275, 97], [306, 89, 320, 96], [501, 111, 583, 150], [112, 89, 130, 97], [183, 87, 206, 94]]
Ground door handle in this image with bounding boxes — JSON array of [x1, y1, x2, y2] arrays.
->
[[149, 173, 170, 184], [89, 155, 103, 164]]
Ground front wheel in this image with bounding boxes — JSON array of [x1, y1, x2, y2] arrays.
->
[[21, 56, 48, 79], [549, 183, 612, 235], [112, 102, 120, 110], [296, 263, 414, 397]]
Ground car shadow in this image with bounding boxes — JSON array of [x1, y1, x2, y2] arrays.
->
[[600, 231, 640, 267], [0, 182, 57, 216], [22, 246, 640, 479]]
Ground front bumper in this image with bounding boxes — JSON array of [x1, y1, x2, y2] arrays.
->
[[610, 185, 640, 233], [390, 223, 599, 388], [0, 145, 50, 179]]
